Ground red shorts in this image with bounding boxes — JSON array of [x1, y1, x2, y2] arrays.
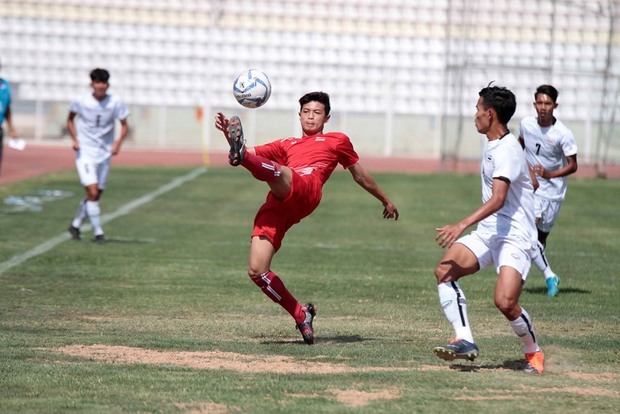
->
[[252, 172, 322, 251]]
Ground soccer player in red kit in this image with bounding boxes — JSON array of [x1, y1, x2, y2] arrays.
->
[[215, 91, 399, 345]]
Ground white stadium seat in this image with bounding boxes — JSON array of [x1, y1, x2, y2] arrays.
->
[[0, 0, 616, 159]]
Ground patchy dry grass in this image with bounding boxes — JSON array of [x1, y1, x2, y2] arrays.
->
[[1, 168, 618, 413]]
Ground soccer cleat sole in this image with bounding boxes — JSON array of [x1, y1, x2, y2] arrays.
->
[[297, 303, 317, 345], [228, 116, 245, 166], [524, 364, 542, 374], [433, 346, 478, 362], [300, 332, 315, 345]]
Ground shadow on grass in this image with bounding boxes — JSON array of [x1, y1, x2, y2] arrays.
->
[[317, 335, 370, 344], [448, 359, 529, 372], [523, 286, 590, 295], [264, 335, 369, 345]]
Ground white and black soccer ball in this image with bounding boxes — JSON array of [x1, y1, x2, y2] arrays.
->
[[233, 69, 272, 108]]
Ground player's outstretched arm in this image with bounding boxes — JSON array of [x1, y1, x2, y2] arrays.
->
[[348, 163, 399, 220]]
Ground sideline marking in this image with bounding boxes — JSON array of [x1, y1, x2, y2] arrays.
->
[[0, 167, 207, 276]]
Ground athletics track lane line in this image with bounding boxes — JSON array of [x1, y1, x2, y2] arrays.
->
[[0, 167, 208, 276]]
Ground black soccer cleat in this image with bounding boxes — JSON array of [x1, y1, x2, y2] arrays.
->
[[433, 338, 479, 362], [297, 303, 317, 345], [68, 225, 81, 240], [94, 234, 106, 245], [227, 116, 246, 166]]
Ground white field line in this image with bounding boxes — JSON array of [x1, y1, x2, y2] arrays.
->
[[0, 167, 207, 276]]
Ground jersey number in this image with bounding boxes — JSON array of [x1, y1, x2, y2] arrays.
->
[[535, 143, 541, 155], [96, 115, 101, 127]]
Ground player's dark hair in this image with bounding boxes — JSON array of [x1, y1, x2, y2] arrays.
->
[[299, 91, 331, 115], [478, 83, 516, 124], [535, 84, 559, 103], [90, 68, 110, 83]]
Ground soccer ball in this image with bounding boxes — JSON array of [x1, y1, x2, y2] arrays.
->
[[233, 69, 272, 108]]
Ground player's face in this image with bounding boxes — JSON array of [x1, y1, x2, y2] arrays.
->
[[534, 93, 557, 124], [91, 80, 109, 100], [474, 97, 492, 134], [299, 101, 330, 136]]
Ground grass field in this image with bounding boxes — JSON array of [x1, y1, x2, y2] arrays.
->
[[0, 166, 618, 413]]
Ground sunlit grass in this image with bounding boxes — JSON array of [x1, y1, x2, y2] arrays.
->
[[0, 167, 618, 413]]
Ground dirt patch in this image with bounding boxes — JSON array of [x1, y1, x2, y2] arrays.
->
[[454, 395, 529, 401], [453, 384, 620, 400], [285, 389, 401, 408], [54, 344, 410, 375], [174, 402, 239, 414], [518, 384, 619, 397], [566, 371, 618, 383], [329, 388, 401, 408], [419, 364, 451, 371], [53, 345, 538, 376]]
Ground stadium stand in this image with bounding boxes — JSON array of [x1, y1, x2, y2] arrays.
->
[[0, 0, 618, 171]]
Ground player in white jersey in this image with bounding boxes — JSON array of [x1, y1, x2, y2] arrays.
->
[[519, 85, 578, 297], [67, 68, 129, 244], [432, 85, 544, 374]]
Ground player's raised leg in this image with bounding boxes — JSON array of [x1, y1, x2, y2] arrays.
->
[[226, 116, 295, 200]]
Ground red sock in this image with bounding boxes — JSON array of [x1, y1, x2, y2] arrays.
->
[[251, 270, 305, 323], [242, 152, 281, 182]]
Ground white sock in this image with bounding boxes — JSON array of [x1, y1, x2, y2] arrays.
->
[[509, 307, 540, 354], [71, 198, 87, 228], [532, 240, 556, 278], [86, 200, 104, 236], [438, 282, 474, 343]]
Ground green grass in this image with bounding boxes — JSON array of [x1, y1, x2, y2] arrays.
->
[[0, 166, 618, 413]]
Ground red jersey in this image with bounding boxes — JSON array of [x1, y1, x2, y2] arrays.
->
[[254, 132, 360, 185]]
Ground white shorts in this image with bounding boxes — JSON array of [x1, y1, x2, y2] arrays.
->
[[76, 153, 111, 189], [457, 231, 534, 281], [534, 196, 563, 233]]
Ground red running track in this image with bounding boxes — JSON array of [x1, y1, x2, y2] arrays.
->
[[0, 143, 617, 185]]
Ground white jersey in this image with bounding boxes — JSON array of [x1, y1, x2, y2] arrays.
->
[[519, 116, 578, 201], [69, 93, 129, 163], [478, 133, 537, 245]]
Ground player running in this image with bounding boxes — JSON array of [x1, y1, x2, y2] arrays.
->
[[67, 68, 129, 244], [432, 84, 545, 374], [519, 85, 578, 297], [215, 91, 399, 345]]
